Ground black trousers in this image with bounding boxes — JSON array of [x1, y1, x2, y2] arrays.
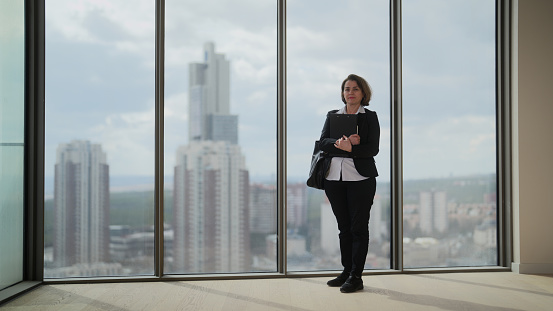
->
[[324, 177, 376, 277]]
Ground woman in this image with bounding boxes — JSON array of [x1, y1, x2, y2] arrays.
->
[[319, 74, 380, 293]]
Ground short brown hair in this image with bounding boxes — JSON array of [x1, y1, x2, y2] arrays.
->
[[341, 74, 372, 106]]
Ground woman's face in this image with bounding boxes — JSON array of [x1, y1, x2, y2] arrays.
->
[[343, 80, 364, 106]]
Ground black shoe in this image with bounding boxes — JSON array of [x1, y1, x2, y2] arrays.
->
[[340, 275, 363, 293], [327, 272, 349, 287]]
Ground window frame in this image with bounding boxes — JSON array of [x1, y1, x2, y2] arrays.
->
[[0, 0, 512, 302], [0, 0, 45, 304]]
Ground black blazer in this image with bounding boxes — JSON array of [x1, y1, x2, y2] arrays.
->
[[319, 108, 380, 177]]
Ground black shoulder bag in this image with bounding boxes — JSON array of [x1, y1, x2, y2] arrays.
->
[[306, 140, 330, 190]]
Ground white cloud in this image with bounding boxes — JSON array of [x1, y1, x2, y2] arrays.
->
[[46, 0, 155, 61], [287, 26, 332, 55], [164, 92, 188, 121], [233, 59, 275, 86], [165, 46, 199, 68], [90, 108, 155, 175], [245, 90, 269, 105]]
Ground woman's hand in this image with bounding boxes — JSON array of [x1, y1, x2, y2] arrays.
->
[[348, 134, 360, 145], [334, 135, 352, 152]]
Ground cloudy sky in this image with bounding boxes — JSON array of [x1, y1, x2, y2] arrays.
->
[[43, 0, 496, 193]]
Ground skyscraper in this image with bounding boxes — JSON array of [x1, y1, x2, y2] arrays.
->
[[53, 140, 110, 268], [173, 141, 250, 272], [188, 42, 237, 144], [173, 42, 250, 273]]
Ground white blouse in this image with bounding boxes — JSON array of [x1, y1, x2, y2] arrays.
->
[[325, 106, 368, 182]]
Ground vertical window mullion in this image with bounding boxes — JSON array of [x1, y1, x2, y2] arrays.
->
[[277, 0, 287, 275], [155, 0, 165, 278], [26, 0, 46, 282], [390, 0, 403, 272], [496, 0, 512, 268]]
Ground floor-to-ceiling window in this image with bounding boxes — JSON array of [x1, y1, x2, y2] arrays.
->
[[44, 0, 156, 277], [286, 0, 391, 272], [0, 0, 25, 290], [38, 0, 503, 279], [402, 0, 497, 268], [163, 0, 277, 274]]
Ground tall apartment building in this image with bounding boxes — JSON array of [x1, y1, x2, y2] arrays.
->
[[419, 190, 448, 235], [173, 141, 250, 272], [53, 140, 110, 268], [173, 42, 250, 273]]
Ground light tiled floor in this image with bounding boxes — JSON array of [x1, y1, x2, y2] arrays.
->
[[2, 272, 553, 310]]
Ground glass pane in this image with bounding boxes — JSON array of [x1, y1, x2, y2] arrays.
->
[[402, 0, 497, 268], [0, 0, 25, 143], [0, 0, 25, 290], [287, 0, 391, 272], [164, 1, 277, 273], [44, 0, 156, 277], [0, 147, 24, 290]]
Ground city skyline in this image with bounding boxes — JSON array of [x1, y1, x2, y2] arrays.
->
[[44, 146, 497, 273]]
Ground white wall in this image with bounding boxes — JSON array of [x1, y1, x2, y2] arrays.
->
[[512, 0, 553, 274]]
